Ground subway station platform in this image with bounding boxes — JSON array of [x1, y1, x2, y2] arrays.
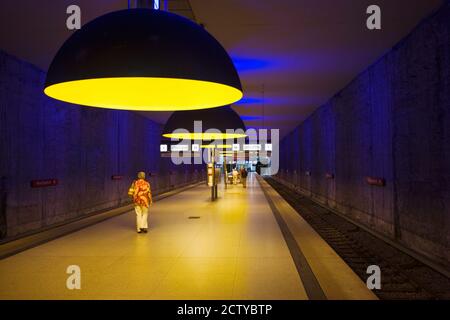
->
[[0, 174, 376, 300]]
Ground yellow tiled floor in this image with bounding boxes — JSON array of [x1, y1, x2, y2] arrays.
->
[[0, 174, 307, 300]]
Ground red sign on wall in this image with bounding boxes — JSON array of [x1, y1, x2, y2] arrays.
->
[[111, 175, 123, 180], [325, 173, 335, 179], [366, 177, 386, 187], [30, 179, 58, 188]]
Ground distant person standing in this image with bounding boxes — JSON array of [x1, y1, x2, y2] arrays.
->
[[256, 161, 262, 175], [240, 167, 248, 188], [232, 168, 239, 185], [128, 171, 152, 233]]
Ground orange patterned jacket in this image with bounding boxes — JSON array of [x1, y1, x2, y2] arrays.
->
[[133, 179, 152, 207]]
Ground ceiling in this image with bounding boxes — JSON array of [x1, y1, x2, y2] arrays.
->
[[0, 0, 444, 138]]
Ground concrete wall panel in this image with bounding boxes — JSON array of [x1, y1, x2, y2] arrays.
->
[[276, 3, 450, 266], [0, 50, 204, 239]]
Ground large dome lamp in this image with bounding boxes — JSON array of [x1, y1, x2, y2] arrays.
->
[[162, 106, 246, 140], [161, 105, 246, 200], [44, 9, 242, 111]]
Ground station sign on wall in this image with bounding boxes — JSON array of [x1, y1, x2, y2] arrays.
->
[[30, 179, 58, 188], [366, 177, 386, 186]]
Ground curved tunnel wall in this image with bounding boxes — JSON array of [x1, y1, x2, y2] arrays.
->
[[0, 50, 204, 239], [277, 3, 450, 267]]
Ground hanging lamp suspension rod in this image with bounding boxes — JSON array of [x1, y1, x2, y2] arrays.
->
[[128, 0, 167, 10]]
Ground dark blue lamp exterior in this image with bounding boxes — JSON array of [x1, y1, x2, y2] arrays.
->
[[45, 9, 242, 92]]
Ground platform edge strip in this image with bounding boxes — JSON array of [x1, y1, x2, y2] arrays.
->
[[256, 175, 327, 300]]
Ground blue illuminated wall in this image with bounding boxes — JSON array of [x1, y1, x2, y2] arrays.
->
[[0, 50, 204, 239], [277, 3, 450, 266]]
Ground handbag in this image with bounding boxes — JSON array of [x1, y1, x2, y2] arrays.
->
[[127, 180, 136, 197]]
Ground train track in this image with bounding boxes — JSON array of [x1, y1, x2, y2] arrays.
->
[[264, 177, 450, 300]]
